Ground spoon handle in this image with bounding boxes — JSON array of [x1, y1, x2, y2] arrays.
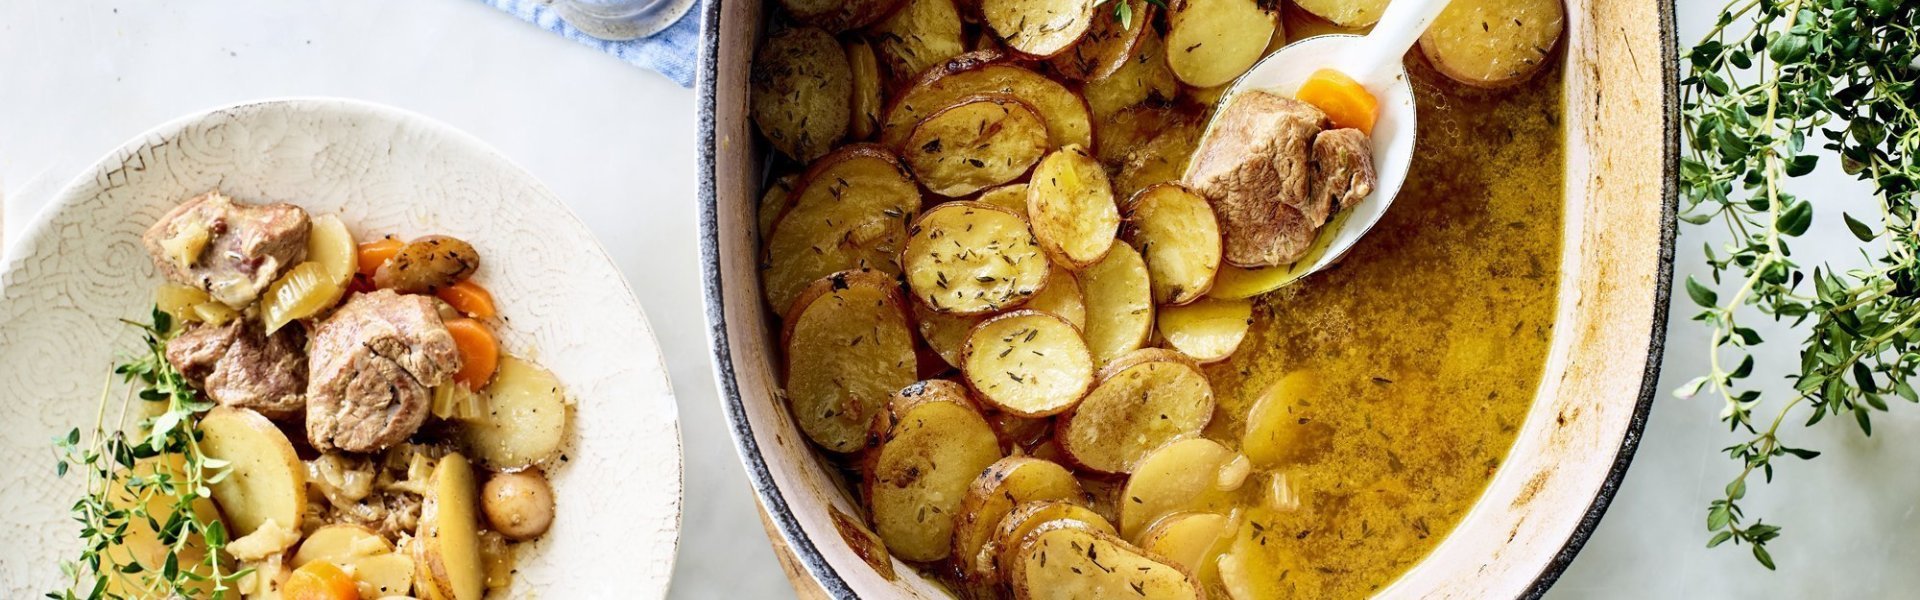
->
[[1343, 0, 1454, 82]]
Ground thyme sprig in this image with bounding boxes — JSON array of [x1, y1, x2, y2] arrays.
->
[[1679, 0, 1920, 570], [50, 309, 248, 599]]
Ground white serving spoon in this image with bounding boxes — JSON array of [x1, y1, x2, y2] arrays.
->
[[1195, 0, 1453, 291]]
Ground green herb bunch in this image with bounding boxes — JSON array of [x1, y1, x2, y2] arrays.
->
[[50, 309, 247, 599], [1679, 0, 1919, 570]]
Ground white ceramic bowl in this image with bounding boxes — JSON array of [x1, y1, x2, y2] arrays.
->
[[697, 1, 1680, 597], [0, 98, 683, 598]]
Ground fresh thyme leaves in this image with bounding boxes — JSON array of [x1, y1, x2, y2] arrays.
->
[[1679, 0, 1920, 570], [50, 308, 247, 599]]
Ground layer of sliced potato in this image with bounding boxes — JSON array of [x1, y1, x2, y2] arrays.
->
[[1083, 27, 1180, 121], [1157, 297, 1253, 363], [1164, 0, 1278, 88], [1009, 520, 1204, 600], [420, 453, 486, 600], [1124, 183, 1221, 305], [1028, 145, 1121, 269], [1025, 265, 1086, 330], [870, 0, 966, 83], [293, 524, 415, 598], [155, 283, 210, 324], [1057, 349, 1213, 475], [915, 301, 986, 368], [783, 270, 919, 452], [1420, 0, 1565, 89], [1111, 108, 1206, 200], [904, 202, 1052, 315], [953, 457, 1087, 582], [1137, 512, 1233, 575], [101, 455, 221, 598], [199, 406, 306, 540], [1293, 0, 1389, 27], [1242, 370, 1333, 467], [990, 500, 1116, 577], [975, 183, 1030, 213], [883, 51, 1094, 150], [1117, 437, 1242, 539], [981, 0, 1096, 58], [780, 0, 901, 32], [1048, 0, 1151, 80], [1079, 243, 1154, 366], [903, 95, 1052, 197], [751, 26, 852, 162], [962, 310, 1094, 417], [761, 144, 920, 313], [846, 39, 884, 140], [462, 356, 569, 469], [866, 380, 1006, 561], [756, 174, 797, 240]]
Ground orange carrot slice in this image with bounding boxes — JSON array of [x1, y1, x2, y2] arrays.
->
[[445, 317, 499, 390], [437, 280, 498, 319], [283, 560, 360, 600], [355, 238, 403, 278], [1296, 69, 1379, 135]]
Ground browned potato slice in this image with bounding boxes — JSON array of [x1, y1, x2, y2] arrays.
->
[[782, 270, 919, 452], [762, 144, 920, 313], [1113, 111, 1205, 200], [1292, 0, 1389, 27], [991, 501, 1116, 576], [869, 0, 966, 83], [781, 0, 903, 32], [1080, 244, 1153, 366], [1137, 511, 1234, 577], [1009, 521, 1204, 600], [1284, 2, 1367, 39], [865, 380, 1006, 561], [904, 202, 1051, 315], [883, 50, 1094, 150], [1057, 349, 1213, 475], [903, 95, 1051, 197], [975, 182, 1029, 213], [981, 0, 1096, 58], [846, 39, 884, 140], [755, 174, 797, 240], [1025, 265, 1086, 330], [1116, 437, 1241, 539], [419, 453, 485, 600], [914, 300, 984, 368], [752, 27, 852, 162], [962, 310, 1093, 416], [1028, 145, 1121, 269], [1165, 0, 1278, 88], [1124, 183, 1221, 304], [953, 457, 1087, 582], [1420, 0, 1565, 89], [1083, 27, 1179, 121], [1048, 0, 1151, 80], [1242, 370, 1333, 467], [1156, 297, 1253, 363]]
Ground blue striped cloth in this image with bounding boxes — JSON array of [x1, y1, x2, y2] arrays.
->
[[483, 0, 703, 87]]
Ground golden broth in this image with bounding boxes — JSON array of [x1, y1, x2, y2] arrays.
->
[[1198, 65, 1565, 598]]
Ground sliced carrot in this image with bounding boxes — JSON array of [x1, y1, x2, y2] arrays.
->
[[1296, 68, 1379, 135], [282, 560, 360, 600], [445, 317, 499, 390], [356, 238, 404, 277], [436, 280, 498, 319]]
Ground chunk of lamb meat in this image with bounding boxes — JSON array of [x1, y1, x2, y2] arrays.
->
[[307, 290, 462, 453], [142, 191, 310, 308], [164, 318, 307, 420], [1308, 128, 1378, 218], [1182, 91, 1330, 268]]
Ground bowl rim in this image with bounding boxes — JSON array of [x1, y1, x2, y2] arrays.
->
[[693, 2, 1682, 596], [1, 96, 687, 596]]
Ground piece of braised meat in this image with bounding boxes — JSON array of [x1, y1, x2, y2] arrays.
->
[[306, 290, 462, 453], [142, 191, 311, 308], [165, 318, 307, 420], [1183, 91, 1330, 268], [1308, 128, 1378, 220]]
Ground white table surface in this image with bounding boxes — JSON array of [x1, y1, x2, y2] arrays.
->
[[3, 1, 1915, 599]]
